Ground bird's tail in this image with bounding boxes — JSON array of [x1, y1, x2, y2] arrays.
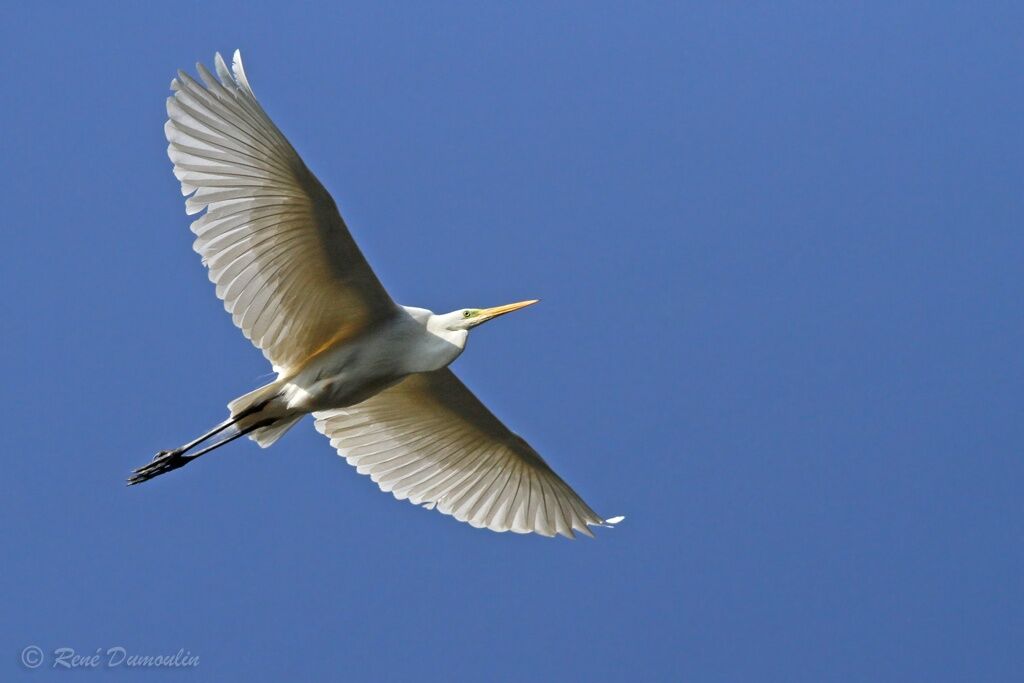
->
[[227, 381, 300, 448], [250, 415, 302, 448], [227, 382, 282, 419]]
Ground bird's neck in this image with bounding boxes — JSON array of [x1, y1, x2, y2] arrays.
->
[[416, 325, 467, 373], [401, 306, 467, 373]]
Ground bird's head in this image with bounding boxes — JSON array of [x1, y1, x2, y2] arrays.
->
[[442, 299, 539, 331]]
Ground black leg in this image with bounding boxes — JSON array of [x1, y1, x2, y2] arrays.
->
[[127, 418, 275, 486], [174, 416, 236, 456], [164, 399, 271, 459]]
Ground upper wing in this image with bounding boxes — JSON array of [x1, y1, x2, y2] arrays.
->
[[314, 369, 618, 538], [165, 50, 395, 372]]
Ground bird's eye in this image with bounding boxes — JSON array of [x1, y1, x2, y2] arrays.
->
[[463, 310, 472, 318]]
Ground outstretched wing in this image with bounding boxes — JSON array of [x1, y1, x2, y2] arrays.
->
[[165, 50, 395, 372], [314, 369, 618, 538]]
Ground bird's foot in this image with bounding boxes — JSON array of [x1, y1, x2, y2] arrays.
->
[[127, 449, 192, 486]]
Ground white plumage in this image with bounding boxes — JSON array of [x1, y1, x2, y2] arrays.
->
[[315, 370, 607, 537], [166, 51, 391, 373], [130, 51, 622, 539]]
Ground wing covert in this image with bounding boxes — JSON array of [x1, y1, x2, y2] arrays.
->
[[165, 50, 395, 372], [314, 369, 615, 538]]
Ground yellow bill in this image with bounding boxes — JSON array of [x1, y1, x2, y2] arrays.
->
[[478, 299, 539, 322]]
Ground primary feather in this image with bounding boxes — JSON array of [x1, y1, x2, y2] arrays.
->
[[166, 50, 394, 373]]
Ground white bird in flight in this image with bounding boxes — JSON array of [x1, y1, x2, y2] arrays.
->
[[129, 51, 622, 539]]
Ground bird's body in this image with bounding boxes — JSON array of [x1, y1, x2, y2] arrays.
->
[[129, 50, 621, 538], [231, 305, 465, 443]]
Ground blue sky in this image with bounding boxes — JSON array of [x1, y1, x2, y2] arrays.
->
[[3, 2, 1022, 681]]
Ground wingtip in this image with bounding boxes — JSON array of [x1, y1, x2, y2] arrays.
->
[[580, 515, 624, 536], [230, 49, 253, 95]]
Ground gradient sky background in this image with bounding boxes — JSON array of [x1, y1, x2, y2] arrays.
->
[[3, 2, 1022, 681]]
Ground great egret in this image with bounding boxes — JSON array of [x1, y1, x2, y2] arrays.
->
[[129, 51, 622, 539]]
